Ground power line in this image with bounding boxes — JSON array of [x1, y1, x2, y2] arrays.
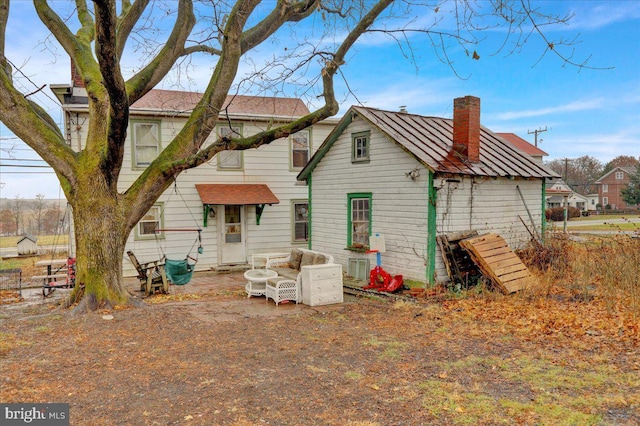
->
[[0, 164, 52, 168]]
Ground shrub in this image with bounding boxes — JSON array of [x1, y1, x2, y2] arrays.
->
[[545, 207, 581, 221]]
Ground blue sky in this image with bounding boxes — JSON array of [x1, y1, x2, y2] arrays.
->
[[0, 0, 639, 199]]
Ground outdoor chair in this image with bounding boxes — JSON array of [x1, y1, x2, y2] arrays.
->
[[127, 250, 169, 296]]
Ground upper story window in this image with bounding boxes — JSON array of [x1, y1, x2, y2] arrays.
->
[[216, 124, 243, 170], [348, 193, 372, 248], [602, 184, 608, 193], [293, 201, 309, 242], [291, 130, 310, 170], [352, 131, 370, 163], [136, 204, 163, 240], [615, 171, 624, 180], [132, 121, 160, 168]]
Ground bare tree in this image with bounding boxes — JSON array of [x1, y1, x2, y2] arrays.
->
[[30, 193, 47, 235], [0, 1, 590, 311], [7, 195, 24, 236], [546, 156, 603, 195]]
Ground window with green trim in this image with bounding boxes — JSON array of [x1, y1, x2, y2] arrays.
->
[[132, 121, 160, 168], [216, 124, 243, 170], [348, 193, 371, 248], [292, 200, 309, 242], [351, 131, 370, 163], [136, 203, 163, 240]]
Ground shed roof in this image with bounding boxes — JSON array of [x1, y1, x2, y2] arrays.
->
[[132, 90, 310, 117], [298, 106, 559, 180], [195, 184, 280, 206]]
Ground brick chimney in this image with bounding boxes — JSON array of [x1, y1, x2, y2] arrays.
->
[[71, 61, 84, 88], [452, 96, 481, 163]]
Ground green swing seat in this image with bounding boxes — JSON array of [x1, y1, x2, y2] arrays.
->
[[164, 256, 196, 285]]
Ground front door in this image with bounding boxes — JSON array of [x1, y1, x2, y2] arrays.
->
[[218, 205, 246, 264]]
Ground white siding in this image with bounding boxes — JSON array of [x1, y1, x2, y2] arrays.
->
[[309, 116, 546, 285], [432, 176, 543, 281], [309, 116, 431, 283], [64, 109, 336, 276]]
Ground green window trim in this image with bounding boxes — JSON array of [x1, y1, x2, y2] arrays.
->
[[131, 120, 161, 170], [351, 131, 370, 163], [347, 192, 372, 249]]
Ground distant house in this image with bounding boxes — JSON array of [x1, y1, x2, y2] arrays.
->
[[51, 65, 338, 276], [297, 96, 558, 285], [595, 166, 639, 210], [545, 178, 588, 212], [17, 234, 38, 255], [496, 133, 548, 164]]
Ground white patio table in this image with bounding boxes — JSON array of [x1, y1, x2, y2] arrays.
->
[[244, 268, 278, 298]]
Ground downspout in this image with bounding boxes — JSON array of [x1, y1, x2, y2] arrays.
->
[[427, 171, 437, 287], [307, 175, 312, 249]]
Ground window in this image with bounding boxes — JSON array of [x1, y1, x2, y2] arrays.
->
[[602, 184, 608, 193], [615, 171, 624, 180], [348, 193, 371, 248], [136, 204, 163, 239], [291, 130, 310, 169], [293, 201, 309, 242], [132, 121, 160, 168], [216, 124, 243, 170], [224, 205, 242, 243], [351, 131, 370, 163], [602, 197, 609, 206]]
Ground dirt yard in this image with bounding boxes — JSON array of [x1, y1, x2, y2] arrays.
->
[[1, 272, 639, 425]]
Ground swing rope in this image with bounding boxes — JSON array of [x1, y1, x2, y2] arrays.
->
[[152, 179, 203, 285]]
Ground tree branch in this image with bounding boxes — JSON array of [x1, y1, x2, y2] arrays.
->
[[94, 0, 129, 189], [125, 0, 196, 104], [116, 0, 151, 58]]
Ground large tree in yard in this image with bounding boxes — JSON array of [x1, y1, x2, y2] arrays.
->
[[0, 0, 588, 311]]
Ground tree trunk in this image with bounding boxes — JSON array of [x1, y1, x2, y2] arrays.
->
[[67, 187, 132, 312]]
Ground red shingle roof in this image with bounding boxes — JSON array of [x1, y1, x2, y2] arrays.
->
[[132, 89, 309, 117], [195, 184, 280, 205], [496, 133, 548, 157]]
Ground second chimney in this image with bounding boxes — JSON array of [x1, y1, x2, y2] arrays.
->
[[452, 96, 481, 163]]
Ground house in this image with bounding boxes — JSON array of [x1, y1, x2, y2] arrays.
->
[[51, 68, 338, 276], [297, 96, 559, 285], [545, 178, 588, 212], [496, 133, 548, 164], [17, 234, 38, 255], [595, 166, 639, 210]]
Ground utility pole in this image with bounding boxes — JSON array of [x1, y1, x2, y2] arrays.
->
[[527, 126, 548, 147]]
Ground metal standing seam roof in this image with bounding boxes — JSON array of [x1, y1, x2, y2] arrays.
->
[[195, 184, 280, 206], [351, 106, 558, 179]]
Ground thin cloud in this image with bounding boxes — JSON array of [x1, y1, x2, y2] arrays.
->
[[493, 98, 604, 120]]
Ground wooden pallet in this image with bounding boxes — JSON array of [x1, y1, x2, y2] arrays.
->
[[459, 233, 533, 294]]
